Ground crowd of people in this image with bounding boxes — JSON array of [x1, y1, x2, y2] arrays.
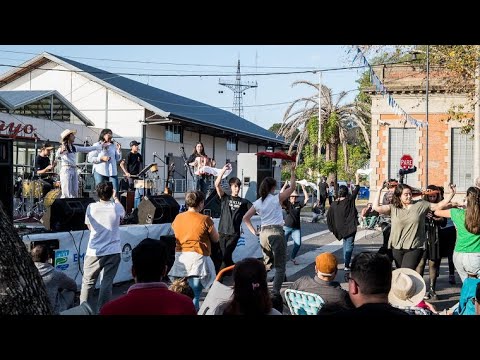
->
[[24, 133, 480, 316]]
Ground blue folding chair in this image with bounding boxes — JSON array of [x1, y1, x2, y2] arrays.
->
[[284, 289, 325, 315]]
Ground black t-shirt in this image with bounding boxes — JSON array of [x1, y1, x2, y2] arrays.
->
[[318, 182, 328, 197], [35, 155, 51, 178], [126, 152, 143, 175], [218, 193, 252, 235], [284, 202, 305, 229]]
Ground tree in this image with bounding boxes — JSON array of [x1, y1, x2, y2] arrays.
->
[[0, 206, 52, 314], [279, 81, 370, 187]]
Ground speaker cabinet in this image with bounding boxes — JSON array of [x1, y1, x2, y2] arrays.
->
[[0, 139, 13, 221], [203, 190, 221, 218], [41, 197, 95, 232], [138, 195, 180, 224]]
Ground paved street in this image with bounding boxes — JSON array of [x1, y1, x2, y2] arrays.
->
[[98, 211, 461, 314]]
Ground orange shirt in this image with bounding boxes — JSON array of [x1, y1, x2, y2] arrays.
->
[[171, 211, 215, 256]]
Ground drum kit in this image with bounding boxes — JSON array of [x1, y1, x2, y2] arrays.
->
[[14, 169, 60, 222], [13, 163, 92, 222]]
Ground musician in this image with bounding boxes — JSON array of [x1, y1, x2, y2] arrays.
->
[[56, 129, 103, 198], [87, 128, 122, 193], [187, 142, 210, 195], [35, 141, 55, 197], [120, 140, 145, 208], [120, 140, 143, 190]]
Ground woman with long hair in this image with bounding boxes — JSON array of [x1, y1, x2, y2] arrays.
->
[[373, 182, 454, 271], [168, 190, 219, 310], [243, 162, 296, 296], [435, 185, 480, 282], [215, 258, 281, 315], [416, 185, 447, 299], [56, 129, 103, 198], [187, 142, 210, 195], [88, 128, 122, 193]]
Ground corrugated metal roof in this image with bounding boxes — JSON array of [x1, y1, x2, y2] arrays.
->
[[0, 90, 52, 108], [48, 53, 284, 145], [0, 90, 94, 126]]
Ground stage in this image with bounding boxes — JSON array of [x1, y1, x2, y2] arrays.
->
[[21, 216, 263, 289]]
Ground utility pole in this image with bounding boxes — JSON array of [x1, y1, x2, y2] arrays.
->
[[425, 45, 430, 188], [219, 59, 258, 118], [317, 71, 322, 201], [475, 61, 480, 182]]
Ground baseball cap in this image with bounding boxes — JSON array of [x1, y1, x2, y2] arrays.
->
[[130, 140, 141, 147]]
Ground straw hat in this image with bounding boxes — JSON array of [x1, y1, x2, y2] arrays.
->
[[60, 129, 77, 141], [388, 268, 426, 308]]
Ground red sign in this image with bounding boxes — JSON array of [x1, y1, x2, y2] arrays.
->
[[400, 154, 414, 170], [0, 121, 35, 138]]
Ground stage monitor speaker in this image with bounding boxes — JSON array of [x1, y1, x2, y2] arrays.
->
[[138, 195, 180, 224], [41, 197, 95, 232], [203, 191, 221, 218], [0, 139, 13, 221]]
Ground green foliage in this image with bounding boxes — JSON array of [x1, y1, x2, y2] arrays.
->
[[337, 144, 370, 184], [269, 123, 282, 133]]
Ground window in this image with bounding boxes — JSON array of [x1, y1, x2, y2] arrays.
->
[[227, 137, 237, 151], [389, 128, 418, 188], [166, 125, 182, 143], [451, 128, 473, 191]]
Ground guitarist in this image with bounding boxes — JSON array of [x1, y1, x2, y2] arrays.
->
[[120, 141, 143, 191]]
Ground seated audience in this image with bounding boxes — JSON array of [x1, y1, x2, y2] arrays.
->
[[286, 252, 353, 314], [388, 267, 437, 315], [169, 277, 195, 300], [336, 252, 408, 316], [31, 244, 77, 314], [100, 239, 197, 315], [453, 262, 480, 315], [214, 258, 282, 315]]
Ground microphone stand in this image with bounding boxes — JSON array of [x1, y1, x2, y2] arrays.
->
[[180, 146, 193, 192]]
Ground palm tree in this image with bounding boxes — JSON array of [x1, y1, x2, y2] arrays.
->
[[278, 80, 370, 186]]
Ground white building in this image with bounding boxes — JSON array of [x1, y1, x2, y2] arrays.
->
[[0, 52, 285, 195]]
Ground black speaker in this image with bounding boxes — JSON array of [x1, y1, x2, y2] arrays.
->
[[41, 197, 95, 231], [0, 139, 13, 221], [138, 195, 180, 224], [203, 191, 221, 218]]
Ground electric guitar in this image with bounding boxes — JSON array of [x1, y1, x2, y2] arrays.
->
[[164, 163, 175, 195]]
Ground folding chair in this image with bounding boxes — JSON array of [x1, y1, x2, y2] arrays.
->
[[284, 289, 325, 315]]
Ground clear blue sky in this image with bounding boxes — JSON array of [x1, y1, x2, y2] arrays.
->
[[0, 45, 364, 130]]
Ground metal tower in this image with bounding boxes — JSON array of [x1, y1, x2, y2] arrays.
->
[[219, 60, 257, 118]]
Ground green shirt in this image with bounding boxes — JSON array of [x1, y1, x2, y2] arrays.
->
[[451, 208, 480, 253]]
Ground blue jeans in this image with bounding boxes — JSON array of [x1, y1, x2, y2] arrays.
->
[[93, 171, 118, 193], [343, 233, 356, 269], [134, 188, 151, 208], [193, 175, 208, 195], [188, 276, 204, 311], [283, 226, 301, 260]]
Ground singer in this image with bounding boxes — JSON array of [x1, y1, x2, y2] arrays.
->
[[87, 128, 122, 193], [56, 129, 104, 198], [187, 142, 211, 195]]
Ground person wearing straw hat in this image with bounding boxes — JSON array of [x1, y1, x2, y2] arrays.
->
[[389, 268, 427, 308], [56, 129, 104, 198]]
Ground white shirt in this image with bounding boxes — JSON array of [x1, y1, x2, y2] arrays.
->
[[253, 193, 284, 227], [88, 142, 121, 176], [85, 201, 125, 256]]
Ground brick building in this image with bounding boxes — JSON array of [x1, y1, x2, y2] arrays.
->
[[367, 64, 473, 200]]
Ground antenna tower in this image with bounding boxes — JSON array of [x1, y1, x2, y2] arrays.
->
[[219, 59, 257, 118]]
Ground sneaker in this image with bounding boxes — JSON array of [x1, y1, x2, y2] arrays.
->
[[448, 275, 456, 285], [344, 267, 350, 272]]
